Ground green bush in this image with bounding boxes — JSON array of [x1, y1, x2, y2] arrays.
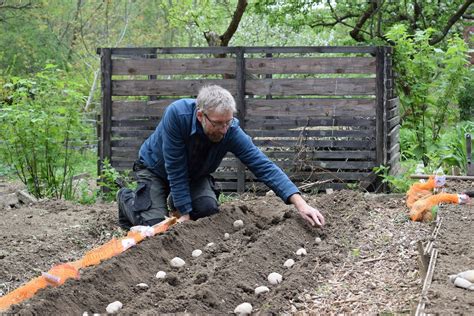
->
[[458, 71, 474, 121], [97, 159, 137, 202], [386, 25, 469, 166], [0, 65, 93, 199]]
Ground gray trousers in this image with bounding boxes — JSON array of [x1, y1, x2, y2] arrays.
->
[[117, 168, 220, 229]]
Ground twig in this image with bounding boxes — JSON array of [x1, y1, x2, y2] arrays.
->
[[298, 179, 332, 190], [358, 254, 392, 264]]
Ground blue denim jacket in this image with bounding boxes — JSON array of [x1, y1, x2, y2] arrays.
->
[[139, 99, 299, 214]]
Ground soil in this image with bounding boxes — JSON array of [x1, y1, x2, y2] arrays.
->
[[423, 181, 474, 314], [0, 178, 472, 314]]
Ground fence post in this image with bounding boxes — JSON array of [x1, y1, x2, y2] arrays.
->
[[148, 49, 158, 101], [235, 47, 246, 193], [100, 48, 112, 174], [375, 46, 388, 192]]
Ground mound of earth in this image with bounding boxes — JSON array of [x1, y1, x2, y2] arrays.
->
[[1, 179, 472, 314]]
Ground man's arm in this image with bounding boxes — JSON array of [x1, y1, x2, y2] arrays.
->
[[228, 126, 325, 227], [161, 105, 193, 215], [289, 193, 325, 227]]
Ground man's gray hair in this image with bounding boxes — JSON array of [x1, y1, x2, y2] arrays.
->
[[196, 85, 236, 114]]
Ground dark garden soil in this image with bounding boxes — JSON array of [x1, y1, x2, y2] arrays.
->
[[0, 178, 472, 315], [422, 180, 474, 315]]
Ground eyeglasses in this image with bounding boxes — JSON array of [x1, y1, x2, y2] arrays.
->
[[203, 112, 234, 129]]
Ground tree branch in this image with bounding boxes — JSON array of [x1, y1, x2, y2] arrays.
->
[[349, 0, 379, 42], [429, 0, 474, 45], [219, 0, 247, 46], [0, 1, 33, 10]]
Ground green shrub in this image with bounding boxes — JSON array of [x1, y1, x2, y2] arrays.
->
[[386, 25, 469, 166], [458, 71, 474, 121], [0, 65, 93, 199], [97, 159, 136, 202]]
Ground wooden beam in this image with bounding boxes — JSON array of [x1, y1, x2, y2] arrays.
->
[[410, 174, 474, 181], [236, 48, 246, 193], [100, 48, 112, 165]]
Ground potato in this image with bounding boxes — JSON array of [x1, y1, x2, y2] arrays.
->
[[234, 302, 252, 315]]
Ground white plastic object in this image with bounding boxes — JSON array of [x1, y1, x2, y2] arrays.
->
[[454, 277, 474, 290], [458, 194, 470, 205], [458, 270, 474, 282], [315, 237, 322, 244], [224, 233, 230, 240], [130, 225, 155, 237], [121, 238, 136, 251]]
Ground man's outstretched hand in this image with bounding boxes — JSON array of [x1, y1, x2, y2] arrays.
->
[[289, 193, 325, 227]]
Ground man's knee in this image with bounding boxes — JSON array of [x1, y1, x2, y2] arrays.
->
[[190, 196, 219, 220]]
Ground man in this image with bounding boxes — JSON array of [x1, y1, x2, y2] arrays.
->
[[117, 85, 325, 229]]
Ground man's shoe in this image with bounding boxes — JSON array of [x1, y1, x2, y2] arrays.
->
[[117, 188, 132, 230]]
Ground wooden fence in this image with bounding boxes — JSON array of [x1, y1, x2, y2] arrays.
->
[[97, 46, 400, 192]]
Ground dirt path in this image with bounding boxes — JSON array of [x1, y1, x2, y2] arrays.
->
[[2, 187, 443, 314]]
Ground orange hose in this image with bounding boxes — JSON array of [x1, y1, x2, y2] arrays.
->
[[0, 217, 178, 312]]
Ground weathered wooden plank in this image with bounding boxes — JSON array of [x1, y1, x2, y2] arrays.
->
[[245, 57, 376, 74], [112, 79, 237, 96], [387, 106, 399, 120], [111, 147, 140, 156], [389, 160, 401, 176], [236, 48, 246, 192], [110, 156, 136, 163], [264, 150, 376, 160], [246, 98, 376, 117], [375, 46, 388, 168], [254, 139, 375, 148], [246, 78, 376, 96], [243, 46, 377, 54], [247, 129, 375, 138], [215, 180, 354, 192], [103, 46, 378, 58], [111, 120, 160, 128], [112, 130, 155, 138], [388, 143, 400, 159], [388, 124, 400, 147], [388, 151, 400, 169], [111, 160, 135, 170], [387, 97, 399, 109], [388, 115, 400, 130], [215, 182, 239, 191], [218, 159, 240, 168], [214, 171, 373, 181], [245, 117, 376, 129], [272, 160, 376, 170], [101, 48, 112, 164], [112, 100, 173, 118], [111, 140, 147, 147], [112, 58, 236, 75]]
